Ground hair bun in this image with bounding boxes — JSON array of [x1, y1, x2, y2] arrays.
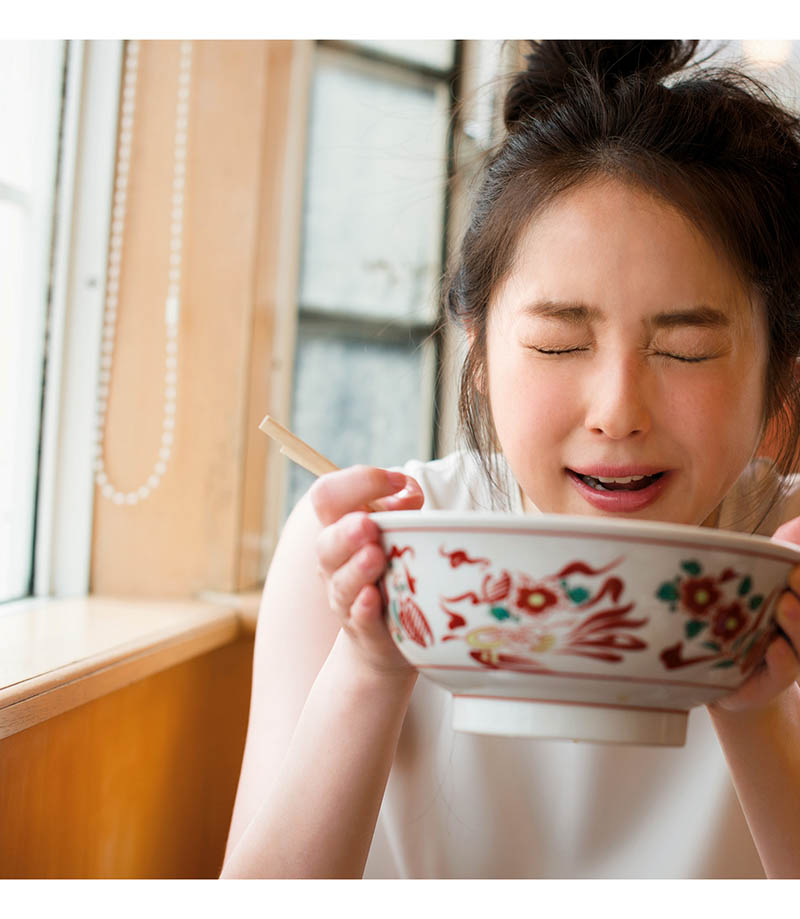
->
[[504, 40, 699, 129]]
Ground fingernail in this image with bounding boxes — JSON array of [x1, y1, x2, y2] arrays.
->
[[386, 471, 407, 490]]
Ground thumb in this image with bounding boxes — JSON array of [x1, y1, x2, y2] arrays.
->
[[772, 515, 800, 546]]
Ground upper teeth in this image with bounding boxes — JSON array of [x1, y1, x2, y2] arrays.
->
[[592, 475, 648, 484]]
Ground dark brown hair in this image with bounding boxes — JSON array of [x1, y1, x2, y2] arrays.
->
[[444, 40, 800, 528]]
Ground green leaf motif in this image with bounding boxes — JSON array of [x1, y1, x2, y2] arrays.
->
[[685, 620, 706, 639], [712, 659, 736, 669], [657, 582, 680, 603], [567, 586, 590, 604], [490, 606, 511, 621], [681, 560, 702, 576], [748, 594, 763, 610], [738, 576, 752, 596], [701, 640, 721, 652]]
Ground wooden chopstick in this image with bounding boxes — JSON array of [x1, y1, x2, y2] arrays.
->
[[258, 415, 340, 477], [258, 414, 390, 513], [258, 415, 388, 512]]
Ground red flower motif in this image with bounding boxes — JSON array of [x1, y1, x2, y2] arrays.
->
[[711, 602, 747, 643], [516, 585, 559, 616], [680, 577, 720, 617]]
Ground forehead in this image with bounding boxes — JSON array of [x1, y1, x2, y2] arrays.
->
[[497, 177, 755, 324]]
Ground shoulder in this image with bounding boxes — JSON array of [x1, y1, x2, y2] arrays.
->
[[719, 457, 800, 535], [394, 451, 519, 512]]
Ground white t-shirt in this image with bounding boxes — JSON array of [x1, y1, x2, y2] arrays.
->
[[363, 452, 800, 879]]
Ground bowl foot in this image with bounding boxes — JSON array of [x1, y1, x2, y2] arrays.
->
[[452, 695, 688, 746]]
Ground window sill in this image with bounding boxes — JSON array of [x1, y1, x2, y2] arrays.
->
[[0, 593, 260, 741]]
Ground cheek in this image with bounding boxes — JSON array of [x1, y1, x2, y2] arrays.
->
[[488, 358, 577, 451], [659, 369, 764, 464]]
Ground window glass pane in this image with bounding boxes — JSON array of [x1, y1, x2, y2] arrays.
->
[[287, 328, 433, 513], [0, 41, 63, 605], [0, 41, 61, 192], [0, 202, 31, 600], [0, 200, 43, 602], [298, 48, 449, 323], [346, 40, 455, 71]]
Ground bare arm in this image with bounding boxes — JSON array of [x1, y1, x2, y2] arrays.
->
[[221, 466, 423, 878], [709, 684, 800, 878], [222, 631, 416, 877], [707, 515, 800, 878]]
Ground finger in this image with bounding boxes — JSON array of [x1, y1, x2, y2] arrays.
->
[[372, 476, 425, 512], [317, 512, 380, 575], [715, 637, 800, 712], [349, 584, 385, 630], [310, 466, 410, 526], [750, 637, 799, 702], [326, 542, 387, 620], [773, 517, 800, 546], [787, 565, 800, 599], [776, 590, 800, 660], [346, 585, 417, 676]]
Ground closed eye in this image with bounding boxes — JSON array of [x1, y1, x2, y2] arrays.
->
[[657, 352, 713, 364], [528, 346, 716, 363], [530, 346, 589, 355]]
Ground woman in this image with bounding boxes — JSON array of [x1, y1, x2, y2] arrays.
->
[[222, 41, 800, 878]]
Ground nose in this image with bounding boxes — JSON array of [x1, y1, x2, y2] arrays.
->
[[584, 353, 652, 440]]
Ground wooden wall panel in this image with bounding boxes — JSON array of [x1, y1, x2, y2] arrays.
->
[[90, 40, 310, 597], [0, 637, 253, 879]]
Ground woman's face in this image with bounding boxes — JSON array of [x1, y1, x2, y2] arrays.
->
[[486, 178, 769, 525]]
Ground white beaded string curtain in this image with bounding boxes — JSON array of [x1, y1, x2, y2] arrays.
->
[[94, 39, 192, 507]]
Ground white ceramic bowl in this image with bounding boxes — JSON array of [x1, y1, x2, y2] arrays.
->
[[372, 511, 800, 746]]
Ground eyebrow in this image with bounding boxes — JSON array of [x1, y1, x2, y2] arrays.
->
[[521, 300, 731, 330]]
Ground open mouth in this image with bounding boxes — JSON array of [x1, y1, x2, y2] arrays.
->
[[570, 471, 665, 492], [565, 467, 670, 513]]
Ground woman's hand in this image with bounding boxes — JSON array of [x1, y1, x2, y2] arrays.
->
[[310, 465, 424, 678], [711, 516, 800, 713]]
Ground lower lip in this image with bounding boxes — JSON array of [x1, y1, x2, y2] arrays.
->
[[567, 469, 671, 513]]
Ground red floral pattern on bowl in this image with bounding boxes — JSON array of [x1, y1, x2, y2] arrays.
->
[[372, 511, 799, 747]]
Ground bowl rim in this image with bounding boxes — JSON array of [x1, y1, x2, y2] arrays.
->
[[370, 510, 800, 564]]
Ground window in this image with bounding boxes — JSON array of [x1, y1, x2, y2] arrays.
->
[[286, 40, 458, 514], [0, 41, 64, 604]]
